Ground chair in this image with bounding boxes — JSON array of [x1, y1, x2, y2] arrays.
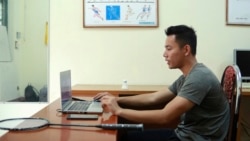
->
[[221, 64, 242, 141]]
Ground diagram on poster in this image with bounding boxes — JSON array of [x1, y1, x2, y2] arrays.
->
[[83, 0, 158, 27]]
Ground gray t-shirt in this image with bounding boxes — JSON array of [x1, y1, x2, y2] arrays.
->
[[169, 63, 230, 141]]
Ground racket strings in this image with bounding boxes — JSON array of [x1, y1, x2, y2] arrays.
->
[[0, 118, 49, 131]]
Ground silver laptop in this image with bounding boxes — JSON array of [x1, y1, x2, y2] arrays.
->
[[60, 70, 103, 114]]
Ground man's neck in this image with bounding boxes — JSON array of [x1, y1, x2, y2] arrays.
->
[[181, 59, 197, 76]]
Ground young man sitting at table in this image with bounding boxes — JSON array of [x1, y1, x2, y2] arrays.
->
[[94, 25, 230, 141]]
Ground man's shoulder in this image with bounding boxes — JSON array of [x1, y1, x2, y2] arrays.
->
[[187, 63, 219, 86], [194, 63, 208, 70], [192, 63, 214, 76]]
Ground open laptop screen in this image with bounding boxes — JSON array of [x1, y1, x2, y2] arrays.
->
[[60, 70, 72, 103]]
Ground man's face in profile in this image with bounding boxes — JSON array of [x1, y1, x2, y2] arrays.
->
[[163, 35, 186, 69]]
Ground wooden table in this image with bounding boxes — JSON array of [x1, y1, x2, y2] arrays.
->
[[242, 88, 250, 96], [0, 98, 117, 141]]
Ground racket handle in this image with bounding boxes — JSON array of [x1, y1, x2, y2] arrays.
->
[[100, 124, 143, 131]]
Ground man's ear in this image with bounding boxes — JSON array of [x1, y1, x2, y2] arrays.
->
[[183, 44, 191, 56]]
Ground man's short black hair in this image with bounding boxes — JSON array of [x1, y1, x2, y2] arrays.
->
[[165, 25, 197, 56]]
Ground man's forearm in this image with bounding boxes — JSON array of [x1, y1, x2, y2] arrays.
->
[[117, 93, 155, 108]]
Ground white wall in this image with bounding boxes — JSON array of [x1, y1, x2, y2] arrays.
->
[[1, 0, 250, 137]]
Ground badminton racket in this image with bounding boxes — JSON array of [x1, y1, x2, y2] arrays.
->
[[0, 117, 143, 131]]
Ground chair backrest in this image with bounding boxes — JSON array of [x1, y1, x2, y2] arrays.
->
[[221, 64, 242, 141]]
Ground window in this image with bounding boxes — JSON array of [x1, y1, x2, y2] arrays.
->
[[0, 0, 7, 26]]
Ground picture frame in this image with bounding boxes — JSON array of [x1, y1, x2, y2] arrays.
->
[[83, 0, 159, 27], [226, 0, 250, 25]]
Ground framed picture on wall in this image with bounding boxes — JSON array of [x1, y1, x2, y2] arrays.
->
[[226, 0, 250, 25], [83, 0, 159, 27]]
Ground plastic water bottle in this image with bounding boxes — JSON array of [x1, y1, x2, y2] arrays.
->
[[121, 79, 128, 89]]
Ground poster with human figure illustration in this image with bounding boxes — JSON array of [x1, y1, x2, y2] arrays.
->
[[83, 0, 158, 27]]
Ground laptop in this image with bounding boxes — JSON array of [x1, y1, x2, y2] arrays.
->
[[60, 70, 103, 114]]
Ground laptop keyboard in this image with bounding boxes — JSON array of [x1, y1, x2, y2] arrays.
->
[[91, 101, 102, 108], [68, 101, 91, 111]]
